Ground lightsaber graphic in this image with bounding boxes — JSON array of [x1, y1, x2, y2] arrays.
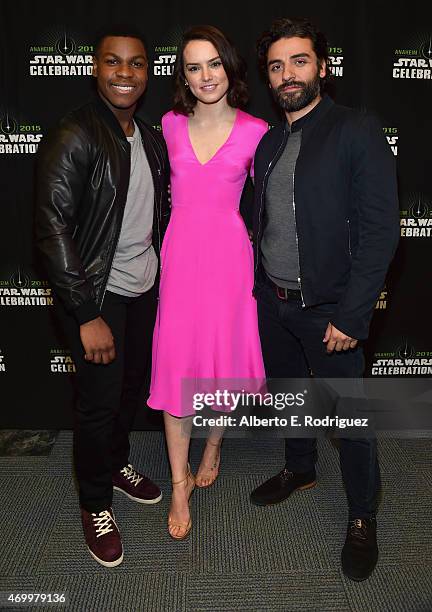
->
[[10, 267, 30, 289], [63, 31, 69, 53], [398, 340, 416, 360], [1, 110, 19, 134]]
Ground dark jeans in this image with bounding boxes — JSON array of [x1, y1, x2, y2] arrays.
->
[[256, 275, 380, 519], [57, 288, 157, 512]]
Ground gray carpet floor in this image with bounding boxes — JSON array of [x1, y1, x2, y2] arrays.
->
[[0, 432, 431, 611]]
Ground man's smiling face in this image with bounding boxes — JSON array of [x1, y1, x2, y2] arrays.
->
[[93, 36, 148, 111]]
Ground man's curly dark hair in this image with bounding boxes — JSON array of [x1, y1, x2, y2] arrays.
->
[[256, 17, 332, 92]]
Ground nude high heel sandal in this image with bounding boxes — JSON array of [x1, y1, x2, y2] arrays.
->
[[168, 464, 195, 540], [195, 439, 222, 488]]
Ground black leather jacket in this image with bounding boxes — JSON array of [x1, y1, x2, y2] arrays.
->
[[35, 95, 170, 325]]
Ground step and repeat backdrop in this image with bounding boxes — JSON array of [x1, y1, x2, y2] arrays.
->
[[0, 0, 431, 428]]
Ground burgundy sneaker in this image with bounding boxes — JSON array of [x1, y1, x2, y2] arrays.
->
[[113, 463, 162, 504], [81, 507, 123, 568]]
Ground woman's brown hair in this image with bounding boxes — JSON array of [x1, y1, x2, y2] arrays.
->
[[173, 25, 248, 115]]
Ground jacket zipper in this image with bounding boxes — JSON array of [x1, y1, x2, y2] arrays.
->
[[292, 168, 305, 307], [100, 136, 164, 309], [347, 219, 352, 256], [156, 168, 162, 272], [100, 186, 123, 309], [255, 127, 288, 277], [153, 168, 164, 380], [100, 138, 132, 308]]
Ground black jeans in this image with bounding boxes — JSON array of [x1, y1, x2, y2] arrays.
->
[[57, 288, 157, 512], [256, 275, 380, 519]]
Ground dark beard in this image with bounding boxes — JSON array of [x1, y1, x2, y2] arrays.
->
[[273, 72, 321, 112]]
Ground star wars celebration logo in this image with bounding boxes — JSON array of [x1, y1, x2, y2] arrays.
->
[[0, 350, 5, 373], [0, 110, 43, 155], [29, 30, 93, 77], [400, 194, 432, 238], [383, 127, 398, 156], [153, 46, 177, 76], [393, 35, 432, 79], [0, 269, 54, 307], [375, 287, 388, 310], [153, 27, 183, 77], [328, 46, 344, 77], [50, 349, 76, 374], [372, 341, 432, 376]]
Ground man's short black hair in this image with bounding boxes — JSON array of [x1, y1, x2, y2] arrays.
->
[[93, 26, 148, 57]]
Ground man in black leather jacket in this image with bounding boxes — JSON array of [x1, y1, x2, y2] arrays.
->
[[35, 28, 170, 568], [249, 18, 399, 582]]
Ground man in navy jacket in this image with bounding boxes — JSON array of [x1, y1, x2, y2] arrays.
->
[[250, 18, 399, 581]]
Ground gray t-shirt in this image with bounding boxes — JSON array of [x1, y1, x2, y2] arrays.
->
[[261, 129, 302, 290], [107, 121, 158, 297]]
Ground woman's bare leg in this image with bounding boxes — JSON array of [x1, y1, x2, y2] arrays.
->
[[164, 412, 194, 538], [195, 425, 224, 487]]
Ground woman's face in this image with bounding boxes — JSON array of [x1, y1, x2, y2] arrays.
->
[[183, 39, 229, 106]]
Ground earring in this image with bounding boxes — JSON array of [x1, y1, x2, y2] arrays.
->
[[184, 81, 189, 87]]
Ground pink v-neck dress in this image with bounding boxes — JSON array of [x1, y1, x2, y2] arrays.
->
[[148, 109, 267, 417]]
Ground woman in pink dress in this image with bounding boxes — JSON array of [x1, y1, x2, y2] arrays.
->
[[148, 25, 267, 539]]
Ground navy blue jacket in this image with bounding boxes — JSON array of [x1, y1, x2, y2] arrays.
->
[[253, 95, 399, 340]]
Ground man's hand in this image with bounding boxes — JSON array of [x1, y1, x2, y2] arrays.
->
[[80, 317, 115, 364], [323, 323, 358, 353]]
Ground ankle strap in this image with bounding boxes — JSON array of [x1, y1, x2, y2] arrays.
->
[[172, 463, 192, 486]]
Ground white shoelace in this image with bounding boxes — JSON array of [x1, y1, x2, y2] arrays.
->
[[120, 464, 143, 487], [92, 510, 115, 538]]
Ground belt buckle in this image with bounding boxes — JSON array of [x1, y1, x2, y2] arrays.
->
[[276, 286, 288, 301]]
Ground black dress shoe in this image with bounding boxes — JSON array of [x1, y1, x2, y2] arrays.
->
[[250, 467, 316, 506], [341, 518, 378, 581]]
